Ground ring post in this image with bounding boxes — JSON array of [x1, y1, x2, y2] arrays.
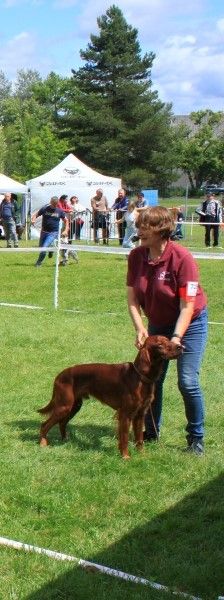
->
[[53, 221, 62, 309]]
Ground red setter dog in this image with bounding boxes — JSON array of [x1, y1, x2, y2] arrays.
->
[[38, 335, 183, 458]]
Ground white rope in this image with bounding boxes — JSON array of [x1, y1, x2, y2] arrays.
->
[[0, 244, 223, 258], [0, 536, 202, 600], [0, 302, 43, 310], [0, 245, 223, 312]]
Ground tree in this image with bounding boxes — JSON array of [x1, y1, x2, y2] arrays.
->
[[0, 71, 12, 101], [14, 69, 42, 100], [0, 125, 6, 171], [68, 5, 175, 189], [0, 96, 68, 180], [32, 72, 72, 122], [176, 111, 224, 192]]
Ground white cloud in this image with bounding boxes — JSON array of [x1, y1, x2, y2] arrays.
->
[[0, 31, 52, 80], [0, 0, 223, 113], [2, 0, 41, 6], [53, 0, 78, 7], [217, 18, 224, 33], [152, 29, 224, 113]]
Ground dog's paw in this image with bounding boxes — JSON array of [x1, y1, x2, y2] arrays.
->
[[39, 437, 48, 447]]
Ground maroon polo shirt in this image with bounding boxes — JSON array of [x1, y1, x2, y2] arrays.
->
[[127, 241, 207, 327]]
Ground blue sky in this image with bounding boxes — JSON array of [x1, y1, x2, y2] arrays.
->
[[0, 0, 223, 114]]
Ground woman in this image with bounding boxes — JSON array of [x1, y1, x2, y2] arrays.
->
[[69, 196, 86, 240], [127, 206, 208, 455], [116, 200, 138, 249]]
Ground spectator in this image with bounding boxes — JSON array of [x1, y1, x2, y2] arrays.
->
[[170, 206, 184, 240], [58, 194, 72, 213], [91, 188, 109, 244], [31, 196, 68, 267], [69, 196, 86, 240], [198, 193, 222, 247], [111, 188, 129, 245], [11, 193, 24, 240], [116, 200, 139, 249], [136, 192, 146, 208], [127, 206, 208, 455], [0, 192, 19, 248]]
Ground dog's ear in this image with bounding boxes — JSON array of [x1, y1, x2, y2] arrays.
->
[[144, 336, 168, 358], [135, 344, 151, 376]]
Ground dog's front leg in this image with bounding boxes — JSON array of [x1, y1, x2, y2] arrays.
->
[[132, 411, 144, 451], [118, 410, 131, 459]]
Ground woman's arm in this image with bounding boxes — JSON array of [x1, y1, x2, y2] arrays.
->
[[171, 298, 195, 343], [127, 286, 148, 348]]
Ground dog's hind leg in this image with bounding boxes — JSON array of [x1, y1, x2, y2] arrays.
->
[[59, 399, 83, 441], [39, 413, 64, 446]]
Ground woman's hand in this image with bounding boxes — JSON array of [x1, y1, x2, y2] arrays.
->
[[135, 327, 148, 349]]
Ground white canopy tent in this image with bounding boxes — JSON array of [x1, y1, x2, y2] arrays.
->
[[0, 173, 28, 238], [0, 173, 27, 194], [26, 154, 121, 212]]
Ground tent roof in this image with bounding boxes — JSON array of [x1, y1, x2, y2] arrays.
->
[[26, 153, 120, 186], [0, 173, 27, 193]]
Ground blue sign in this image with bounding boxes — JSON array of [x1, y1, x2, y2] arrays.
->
[[141, 189, 158, 206]]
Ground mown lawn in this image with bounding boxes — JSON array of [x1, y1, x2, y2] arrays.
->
[[0, 242, 223, 600]]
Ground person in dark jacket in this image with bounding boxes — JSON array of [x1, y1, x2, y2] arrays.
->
[[111, 188, 129, 245], [31, 196, 68, 267], [0, 192, 19, 247]]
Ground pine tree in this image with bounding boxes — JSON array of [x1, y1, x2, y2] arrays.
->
[[68, 5, 175, 189]]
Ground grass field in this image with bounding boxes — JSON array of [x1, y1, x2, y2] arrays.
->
[[0, 228, 223, 599]]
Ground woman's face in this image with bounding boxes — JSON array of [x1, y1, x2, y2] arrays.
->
[[137, 225, 162, 247]]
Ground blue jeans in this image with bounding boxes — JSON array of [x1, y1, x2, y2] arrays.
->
[[145, 308, 208, 440], [2, 218, 18, 247], [36, 231, 58, 265]]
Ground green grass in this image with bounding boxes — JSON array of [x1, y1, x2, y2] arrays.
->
[[0, 242, 223, 599]]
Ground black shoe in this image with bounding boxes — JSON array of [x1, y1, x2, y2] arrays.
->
[[48, 252, 53, 258], [143, 431, 159, 443], [185, 436, 204, 455]]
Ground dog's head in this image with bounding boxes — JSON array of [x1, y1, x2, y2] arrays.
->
[[134, 335, 183, 381], [144, 335, 183, 360]]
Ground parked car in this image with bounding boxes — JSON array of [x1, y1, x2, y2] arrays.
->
[[201, 183, 224, 194]]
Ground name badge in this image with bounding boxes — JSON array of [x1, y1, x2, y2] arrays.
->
[[187, 281, 198, 297]]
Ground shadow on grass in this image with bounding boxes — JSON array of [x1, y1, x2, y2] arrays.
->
[[24, 472, 224, 600], [11, 419, 116, 453]]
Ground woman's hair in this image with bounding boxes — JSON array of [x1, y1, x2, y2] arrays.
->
[[127, 200, 137, 211], [135, 206, 175, 239]]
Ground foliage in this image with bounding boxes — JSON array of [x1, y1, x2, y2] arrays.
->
[[0, 124, 6, 171], [14, 68, 42, 99], [0, 69, 12, 100], [0, 93, 69, 180], [68, 5, 177, 189], [176, 110, 224, 192], [0, 15, 223, 191]]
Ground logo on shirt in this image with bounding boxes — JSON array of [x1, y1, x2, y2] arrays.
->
[[158, 271, 171, 281]]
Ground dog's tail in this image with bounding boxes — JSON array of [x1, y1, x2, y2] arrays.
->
[[37, 401, 53, 415], [37, 385, 56, 415]]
